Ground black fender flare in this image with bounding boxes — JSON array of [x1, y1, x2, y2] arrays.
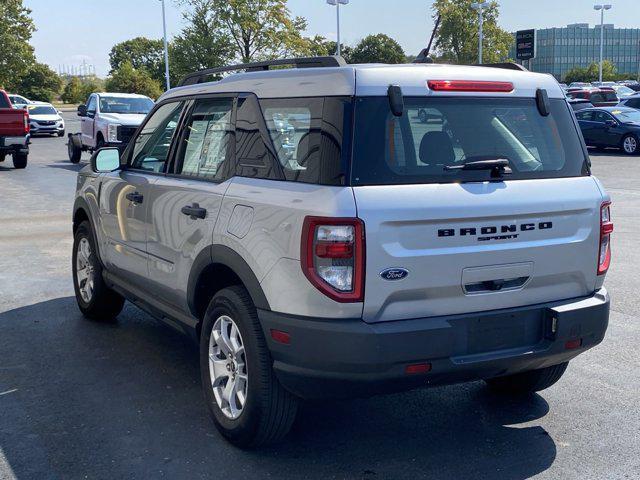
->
[[187, 245, 271, 316]]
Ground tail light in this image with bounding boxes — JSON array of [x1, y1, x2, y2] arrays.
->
[[23, 110, 30, 134], [598, 201, 613, 275], [301, 216, 365, 302]]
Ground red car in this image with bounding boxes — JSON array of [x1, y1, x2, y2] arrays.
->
[[567, 88, 619, 107], [0, 90, 30, 169]]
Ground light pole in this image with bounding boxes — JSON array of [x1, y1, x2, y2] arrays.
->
[[160, 0, 171, 90], [594, 4, 612, 84], [327, 0, 349, 56], [471, 1, 487, 64]]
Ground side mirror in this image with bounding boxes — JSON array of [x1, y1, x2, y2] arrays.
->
[[605, 119, 617, 128], [77, 105, 87, 117], [91, 148, 121, 173]]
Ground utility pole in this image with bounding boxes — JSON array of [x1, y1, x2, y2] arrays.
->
[[160, 0, 171, 90], [594, 4, 612, 83], [471, 2, 487, 64]]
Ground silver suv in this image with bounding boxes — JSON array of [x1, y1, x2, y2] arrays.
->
[[72, 56, 612, 447]]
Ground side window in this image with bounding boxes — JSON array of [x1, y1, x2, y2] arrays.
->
[[235, 95, 280, 179], [87, 95, 97, 113], [590, 93, 604, 104], [594, 111, 611, 123], [576, 111, 593, 121], [176, 98, 233, 180], [260, 97, 348, 185], [628, 99, 640, 109], [129, 102, 184, 173]]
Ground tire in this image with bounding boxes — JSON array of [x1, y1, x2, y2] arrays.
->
[[68, 136, 82, 164], [12, 152, 27, 169], [200, 286, 298, 448], [72, 220, 125, 321], [58, 130, 65, 137], [485, 362, 569, 395], [0, 153, 5, 163], [621, 134, 639, 155], [96, 136, 105, 150]]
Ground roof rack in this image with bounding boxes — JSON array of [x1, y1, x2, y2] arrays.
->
[[178, 56, 347, 87], [473, 62, 529, 72]]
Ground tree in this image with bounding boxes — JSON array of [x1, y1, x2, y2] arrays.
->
[[61, 77, 84, 104], [350, 34, 406, 64], [180, 0, 309, 63], [563, 61, 618, 83], [170, 0, 233, 84], [16, 63, 62, 102], [106, 62, 163, 99], [109, 37, 166, 87], [0, 0, 36, 90], [432, 0, 512, 64], [301, 36, 352, 62]]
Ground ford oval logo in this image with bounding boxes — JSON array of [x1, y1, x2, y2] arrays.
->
[[380, 268, 409, 281]]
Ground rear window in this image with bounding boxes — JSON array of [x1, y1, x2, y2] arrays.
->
[[351, 97, 589, 186]]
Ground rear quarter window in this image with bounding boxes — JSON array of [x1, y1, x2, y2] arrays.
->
[[0, 94, 10, 108]]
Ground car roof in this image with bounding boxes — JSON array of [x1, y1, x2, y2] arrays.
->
[[160, 63, 564, 101], [29, 101, 54, 107], [95, 92, 151, 99], [582, 106, 636, 113]]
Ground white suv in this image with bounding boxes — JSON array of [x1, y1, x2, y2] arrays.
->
[[72, 56, 611, 447]]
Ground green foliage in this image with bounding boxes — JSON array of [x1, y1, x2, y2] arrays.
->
[[0, 0, 36, 90], [179, 0, 309, 63], [105, 62, 163, 99], [109, 37, 166, 87], [563, 60, 618, 83], [62, 76, 104, 104], [170, 0, 233, 85], [350, 34, 406, 64], [16, 63, 63, 102], [432, 0, 512, 64]]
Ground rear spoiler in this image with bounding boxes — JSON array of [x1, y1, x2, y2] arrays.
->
[[471, 62, 529, 72]]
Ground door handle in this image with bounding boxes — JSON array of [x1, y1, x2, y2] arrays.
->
[[126, 192, 144, 204], [181, 203, 207, 220]]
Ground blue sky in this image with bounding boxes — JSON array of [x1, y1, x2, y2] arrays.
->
[[24, 0, 640, 77]]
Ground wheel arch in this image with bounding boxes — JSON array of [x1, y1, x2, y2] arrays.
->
[[73, 197, 104, 265], [188, 245, 271, 326]]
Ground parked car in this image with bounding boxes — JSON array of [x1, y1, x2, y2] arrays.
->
[[618, 95, 640, 110], [0, 89, 30, 169], [568, 98, 594, 112], [610, 84, 636, 98], [72, 57, 611, 447], [568, 82, 592, 89], [27, 102, 65, 137], [67, 92, 154, 163], [576, 106, 640, 154], [567, 88, 619, 107], [7, 94, 31, 109]]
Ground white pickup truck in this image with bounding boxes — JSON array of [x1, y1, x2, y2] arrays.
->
[[67, 92, 154, 163]]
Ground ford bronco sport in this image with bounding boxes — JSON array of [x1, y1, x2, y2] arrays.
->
[[72, 56, 611, 447]]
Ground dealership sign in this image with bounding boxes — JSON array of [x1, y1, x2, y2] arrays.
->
[[516, 29, 536, 60]]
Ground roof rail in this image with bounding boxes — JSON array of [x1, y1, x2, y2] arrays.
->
[[473, 62, 529, 72], [178, 56, 347, 87]]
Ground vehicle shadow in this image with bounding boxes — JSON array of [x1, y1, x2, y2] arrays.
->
[[46, 161, 87, 172], [0, 297, 556, 480]]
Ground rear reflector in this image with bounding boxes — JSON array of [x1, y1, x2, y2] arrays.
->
[[405, 363, 432, 375], [565, 338, 582, 350], [427, 80, 514, 93], [270, 329, 291, 345]]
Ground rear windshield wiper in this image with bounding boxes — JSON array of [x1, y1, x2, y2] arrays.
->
[[444, 158, 512, 178]]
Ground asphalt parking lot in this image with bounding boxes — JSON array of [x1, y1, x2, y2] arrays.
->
[[0, 112, 638, 480]]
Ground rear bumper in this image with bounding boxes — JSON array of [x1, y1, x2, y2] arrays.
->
[[259, 289, 610, 399], [0, 135, 29, 154]]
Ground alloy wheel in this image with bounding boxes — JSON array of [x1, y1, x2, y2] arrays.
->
[[76, 237, 95, 303], [208, 315, 248, 420], [624, 136, 637, 154]]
